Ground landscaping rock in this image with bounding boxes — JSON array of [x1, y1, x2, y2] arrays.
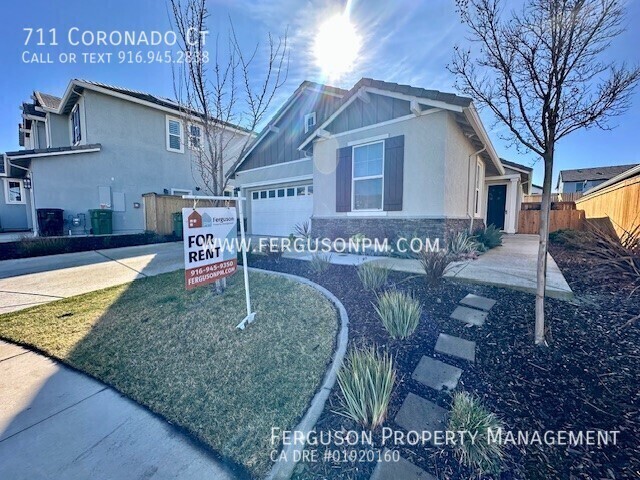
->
[[370, 450, 436, 480], [394, 393, 448, 437], [460, 293, 497, 311], [450, 305, 488, 326], [435, 333, 476, 362], [412, 356, 462, 391]]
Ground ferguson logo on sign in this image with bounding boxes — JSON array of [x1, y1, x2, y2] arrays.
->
[[182, 207, 237, 290]]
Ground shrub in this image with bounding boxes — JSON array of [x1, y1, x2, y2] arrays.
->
[[447, 231, 479, 259], [448, 392, 505, 476], [420, 250, 454, 285], [474, 225, 503, 249], [357, 262, 389, 291], [309, 252, 332, 274], [294, 220, 312, 240], [17, 237, 71, 257], [549, 228, 593, 249], [336, 346, 395, 429], [374, 290, 422, 339]]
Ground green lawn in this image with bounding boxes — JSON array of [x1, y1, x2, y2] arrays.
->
[[0, 270, 338, 477]]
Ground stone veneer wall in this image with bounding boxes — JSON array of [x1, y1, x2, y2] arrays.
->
[[312, 217, 485, 244]]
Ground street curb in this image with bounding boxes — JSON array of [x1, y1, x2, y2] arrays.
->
[[248, 268, 349, 480]]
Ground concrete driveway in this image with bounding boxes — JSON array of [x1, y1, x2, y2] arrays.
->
[[0, 242, 184, 314], [0, 341, 236, 480]]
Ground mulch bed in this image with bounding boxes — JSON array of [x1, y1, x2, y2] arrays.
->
[[248, 244, 640, 480]]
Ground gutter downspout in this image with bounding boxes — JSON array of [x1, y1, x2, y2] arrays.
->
[[7, 158, 38, 236], [467, 146, 486, 233]]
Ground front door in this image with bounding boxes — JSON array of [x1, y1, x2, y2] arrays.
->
[[487, 184, 507, 230]]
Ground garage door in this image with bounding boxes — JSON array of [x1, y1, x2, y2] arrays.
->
[[250, 184, 313, 237]]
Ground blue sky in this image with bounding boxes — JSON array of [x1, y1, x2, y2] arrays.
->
[[1, 0, 639, 186]]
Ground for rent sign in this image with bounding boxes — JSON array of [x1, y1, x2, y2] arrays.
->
[[182, 207, 237, 289]]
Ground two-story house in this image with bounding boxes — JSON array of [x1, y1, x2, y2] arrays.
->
[[232, 78, 532, 239], [557, 164, 639, 194], [0, 79, 250, 235]]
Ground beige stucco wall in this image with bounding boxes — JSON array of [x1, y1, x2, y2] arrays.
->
[[313, 111, 448, 218]]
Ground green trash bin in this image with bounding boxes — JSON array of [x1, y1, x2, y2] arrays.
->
[[89, 209, 113, 235], [172, 212, 183, 238]]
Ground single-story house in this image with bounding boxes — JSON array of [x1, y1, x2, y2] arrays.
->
[[232, 78, 532, 239]]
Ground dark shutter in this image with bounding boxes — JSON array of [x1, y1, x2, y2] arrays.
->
[[384, 135, 404, 211], [336, 146, 352, 212]]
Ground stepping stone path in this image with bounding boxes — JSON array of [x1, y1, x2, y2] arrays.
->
[[450, 305, 488, 326], [435, 333, 476, 362], [394, 393, 448, 437], [412, 356, 462, 391], [370, 450, 436, 480], [372, 293, 496, 480], [460, 293, 497, 311]]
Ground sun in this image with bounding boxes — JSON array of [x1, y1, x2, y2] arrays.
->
[[313, 14, 362, 78]]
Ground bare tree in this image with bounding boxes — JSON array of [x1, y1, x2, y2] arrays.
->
[[450, 0, 639, 345], [169, 0, 289, 196]]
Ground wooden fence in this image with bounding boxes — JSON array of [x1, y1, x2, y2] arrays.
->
[[523, 192, 583, 203], [518, 209, 585, 234], [143, 193, 218, 235], [575, 173, 640, 238]]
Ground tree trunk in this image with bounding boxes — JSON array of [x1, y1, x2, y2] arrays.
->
[[535, 150, 554, 345]]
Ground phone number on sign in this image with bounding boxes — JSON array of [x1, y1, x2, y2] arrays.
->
[[118, 50, 209, 64], [22, 50, 209, 65]]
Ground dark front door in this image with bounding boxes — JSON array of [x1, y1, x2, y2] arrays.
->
[[487, 184, 507, 230]]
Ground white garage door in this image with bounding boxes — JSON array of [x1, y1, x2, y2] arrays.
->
[[251, 184, 313, 237]]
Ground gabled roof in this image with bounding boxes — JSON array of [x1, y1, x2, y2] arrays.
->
[[299, 77, 503, 175], [501, 158, 533, 173], [34, 92, 62, 110], [228, 80, 346, 177], [580, 164, 640, 197], [559, 164, 638, 183]]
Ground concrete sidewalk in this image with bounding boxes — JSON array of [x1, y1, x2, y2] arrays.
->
[[0, 242, 184, 314], [0, 340, 236, 480]]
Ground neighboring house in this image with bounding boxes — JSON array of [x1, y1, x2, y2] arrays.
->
[[530, 184, 543, 194], [556, 164, 638, 194], [0, 79, 250, 235], [233, 78, 532, 237]]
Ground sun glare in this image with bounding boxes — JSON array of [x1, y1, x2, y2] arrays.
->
[[313, 14, 361, 78]]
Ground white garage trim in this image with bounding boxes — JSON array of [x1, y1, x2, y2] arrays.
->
[[239, 174, 312, 189], [248, 181, 314, 237]]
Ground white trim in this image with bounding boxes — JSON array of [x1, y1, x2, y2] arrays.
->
[[351, 140, 385, 212], [170, 188, 193, 196], [465, 105, 505, 176], [347, 134, 389, 147], [3, 178, 26, 204], [238, 174, 313, 189], [346, 211, 388, 217], [166, 115, 184, 153], [365, 87, 465, 113], [234, 157, 311, 175], [71, 104, 81, 146], [485, 174, 520, 181], [6, 147, 102, 160], [502, 162, 532, 174]]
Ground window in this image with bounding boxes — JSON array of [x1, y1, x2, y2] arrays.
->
[[307, 185, 313, 195], [252, 191, 259, 200], [474, 160, 482, 215], [268, 190, 276, 198], [4, 179, 25, 204], [71, 104, 81, 145], [287, 188, 295, 197], [575, 182, 584, 192], [304, 112, 316, 133], [352, 141, 384, 210], [171, 188, 192, 196], [260, 191, 267, 199], [166, 116, 184, 153], [296, 186, 306, 196], [188, 124, 202, 150], [277, 189, 285, 197]]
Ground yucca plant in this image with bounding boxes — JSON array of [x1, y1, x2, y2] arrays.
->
[[294, 220, 312, 240], [420, 249, 454, 285], [336, 345, 395, 429], [448, 391, 505, 476], [474, 225, 503, 249], [447, 231, 479, 259], [309, 252, 332, 274], [357, 262, 389, 291], [374, 290, 422, 339]]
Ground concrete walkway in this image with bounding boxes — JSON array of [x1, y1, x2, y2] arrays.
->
[[0, 242, 184, 314], [443, 234, 573, 299], [0, 340, 236, 480]]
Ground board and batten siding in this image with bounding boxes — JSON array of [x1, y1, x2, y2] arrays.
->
[[238, 89, 342, 171], [329, 93, 415, 134]]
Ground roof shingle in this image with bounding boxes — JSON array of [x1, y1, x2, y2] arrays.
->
[[560, 164, 638, 182]]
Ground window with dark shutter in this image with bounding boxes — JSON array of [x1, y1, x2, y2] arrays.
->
[[383, 135, 404, 211], [335, 146, 352, 212]]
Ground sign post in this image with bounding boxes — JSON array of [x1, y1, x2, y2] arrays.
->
[[182, 195, 255, 329]]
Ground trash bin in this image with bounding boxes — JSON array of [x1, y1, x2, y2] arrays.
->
[[172, 212, 183, 238], [89, 209, 113, 235], [37, 208, 64, 236]]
